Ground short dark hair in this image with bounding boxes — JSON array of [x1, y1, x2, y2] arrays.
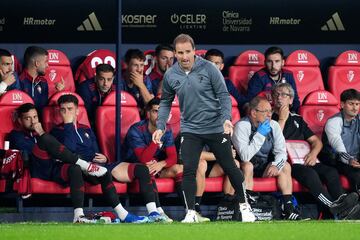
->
[[57, 94, 79, 107], [95, 63, 115, 75], [248, 96, 268, 111], [24, 46, 48, 67], [146, 97, 160, 111], [0, 48, 12, 58], [124, 49, 145, 64], [173, 34, 195, 50], [16, 103, 36, 118], [204, 49, 224, 62], [155, 44, 174, 57], [340, 89, 360, 102], [264, 46, 284, 59]]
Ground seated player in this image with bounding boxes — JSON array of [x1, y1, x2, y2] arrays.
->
[[51, 94, 170, 222], [9, 103, 148, 223]]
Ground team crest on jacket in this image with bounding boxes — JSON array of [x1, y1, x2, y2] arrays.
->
[[84, 132, 90, 139], [37, 85, 42, 94]]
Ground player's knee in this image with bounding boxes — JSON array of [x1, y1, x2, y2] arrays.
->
[[68, 164, 82, 175], [282, 162, 291, 175], [241, 162, 253, 175], [134, 164, 151, 178], [197, 159, 207, 175], [172, 164, 183, 174]]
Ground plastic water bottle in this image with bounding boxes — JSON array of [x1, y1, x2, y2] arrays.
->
[[4, 141, 9, 150], [97, 216, 112, 224]]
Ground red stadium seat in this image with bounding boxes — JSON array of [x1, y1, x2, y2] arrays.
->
[[0, 90, 34, 147], [195, 49, 207, 58], [45, 49, 76, 98], [167, 96, 181, 138], [128, 178, 175, 193], [299, 90, 339, 137], [85, 181, 127, 194], [204, 177, 224, 192], [231, 95, 241, 125], [328, 50, 360, 106], [228, 50, 265, 94], [253, 178, 278, 192], [284, 50, 324, 104], [96, 91, 140, 163], [41, 92, 90, 132], [30, 178, 70, 194], [74, 49, 117, 84]]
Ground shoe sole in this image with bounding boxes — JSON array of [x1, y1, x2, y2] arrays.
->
[[344, 204, 360, 220], [330, 193, 359, 215]]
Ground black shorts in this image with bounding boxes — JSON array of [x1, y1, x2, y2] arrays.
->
[[205, 161, 216, 177], [250, 158, 269, 178], [31, 161, 70, 186]]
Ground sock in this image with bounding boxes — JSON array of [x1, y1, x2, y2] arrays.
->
[[75, 159, 90, 171], [74, 208, 84, 219], [195, 196, 202, 213], [157, 207, 164, 214], [68, 165, 85, 209], [283, 194, 294, 214], [114, 203, 129, 221], [146, 202, 158, 214], [133, 164, 156, 203], [151, 180, 161, 207], [246, 189, 255, 196]]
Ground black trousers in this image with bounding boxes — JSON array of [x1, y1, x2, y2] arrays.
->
[[180, 132, 245, 210], [292, 163, 344, 207], [337, 162, 360, 192]]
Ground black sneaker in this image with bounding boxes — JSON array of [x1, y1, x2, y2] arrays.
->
[[330, 192, 359, 215], [284, 211, 302, 220], [340, 204, 360, 220]]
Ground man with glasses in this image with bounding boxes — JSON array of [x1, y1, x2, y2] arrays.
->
[[272, 83, 359, 219], [232, 96, 301, 220], [322, 89, 360, 194], [245, 46, 300, 112]]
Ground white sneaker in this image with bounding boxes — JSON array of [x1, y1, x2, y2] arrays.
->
[[73, 215, 97, 223], [181, 210, 199, 223], [196, 212, 210, 222], [239, 203, 256, 222], [160, 212, 174, 223], [85, 163, 107, 177]]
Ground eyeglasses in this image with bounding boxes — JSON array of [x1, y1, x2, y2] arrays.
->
[[273, 92, 291, 98], [255, 109, 272, 114]]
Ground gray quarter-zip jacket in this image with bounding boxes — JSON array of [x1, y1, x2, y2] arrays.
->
[[157, 56, 231, 134]]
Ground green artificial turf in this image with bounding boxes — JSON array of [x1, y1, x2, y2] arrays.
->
[[1, 221, 360, 240]]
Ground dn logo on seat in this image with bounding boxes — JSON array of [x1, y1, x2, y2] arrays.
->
[[12, 93, 23, 103], [297, 53, 308, 63], [248, 54, 259, 64], [347, 53, 358, 64], [317, 92, 328, 103]]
